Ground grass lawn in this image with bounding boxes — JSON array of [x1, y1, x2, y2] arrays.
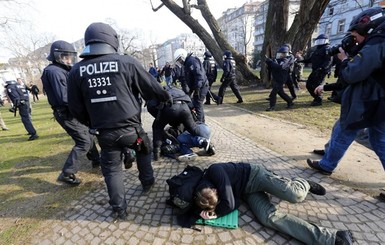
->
[[0, 68, 340, 244]]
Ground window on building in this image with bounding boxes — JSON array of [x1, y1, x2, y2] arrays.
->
[[329, 7, 334, 15], [338, 19, 346, 34], [326, 23, 332, 36]]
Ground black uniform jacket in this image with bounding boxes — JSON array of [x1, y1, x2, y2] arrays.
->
[[68, 53, 171, 129]]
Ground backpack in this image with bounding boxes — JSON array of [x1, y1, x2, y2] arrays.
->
[[166, 165, 204, 214]]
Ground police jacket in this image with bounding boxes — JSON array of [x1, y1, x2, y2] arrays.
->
[[265, 58, 290, 84], [41, 62, 70, 109], [339, 22, 385, 129], [184, 54, 208, 90], [5, 81, 27, 104], [303, 45, 332, 72], [68, 53, 171, 129], [195, 162, 251, 217], [221, 57, 236, 80], [203, 57, 218, 82]]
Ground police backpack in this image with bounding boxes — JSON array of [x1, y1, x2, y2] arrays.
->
[[166, 165, 204, 214]]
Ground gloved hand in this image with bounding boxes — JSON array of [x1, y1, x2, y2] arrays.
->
[[220, 77, 225, 83]]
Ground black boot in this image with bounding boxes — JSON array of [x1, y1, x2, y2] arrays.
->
[[335, 230, 354, 245]]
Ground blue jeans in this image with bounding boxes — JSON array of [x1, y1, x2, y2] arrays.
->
[[177, 132, 205, 154], [320, 120, 385, 172]]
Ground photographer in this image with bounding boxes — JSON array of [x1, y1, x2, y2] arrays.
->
[[307, 7, 385, 198]]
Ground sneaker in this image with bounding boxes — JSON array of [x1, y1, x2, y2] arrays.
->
[[335, 230, 354, 245], [177, 153, 198, 162], [2, 127, 9, 131], [265, 107, 275, 111], [306, 159, 332, 175], [307, 180, 326, 195], [28, 134, 39, 141], [313, 149, 325, 156], [200, 138, 210, 152], [207, 144, 216, 156], [57, 172, 81, 186]]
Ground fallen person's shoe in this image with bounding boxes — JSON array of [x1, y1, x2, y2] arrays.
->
[[307, 180, 326, 195], [313, 149, 325, 156], [57, 172, 81, 186], [177, 153, 198, 162], [307, 159, 332, 175], [335, 230, 354, 245]]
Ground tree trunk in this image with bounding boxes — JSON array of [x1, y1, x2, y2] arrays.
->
[[159, 0, 259, 85], [260, 0, 331, 87]]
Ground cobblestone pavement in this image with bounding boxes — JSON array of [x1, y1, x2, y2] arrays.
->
[[30, 106, 385, 245]]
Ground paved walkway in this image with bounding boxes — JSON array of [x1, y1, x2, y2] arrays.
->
[[30, 105, 385, 245]]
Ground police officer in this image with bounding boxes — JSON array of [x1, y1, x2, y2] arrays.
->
[[265, 46, 294, 111], [172, 61, 189, 94], [67, 22, 171, 220], [41, 40, 101, 186], [218, 50, 243, 104], [147, 85, 200, 160], [300, 34, 333, 106], [5, 79, 38, 140], [174, 48, 209, 123], [202, 51, 220, 105]]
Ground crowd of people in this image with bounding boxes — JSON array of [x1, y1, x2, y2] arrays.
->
[[3, 7, 385, 244]]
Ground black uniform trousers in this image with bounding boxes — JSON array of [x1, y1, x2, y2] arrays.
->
[[19, 103, 37, 135], [218, 77, 243, 101], [306, 69, 327, 102], [192, 83, 209, 123], [205, 79, 220, 104], [53, 109, 100, 174], [96, 126, 154, 212], [268, 81, 292, 108]]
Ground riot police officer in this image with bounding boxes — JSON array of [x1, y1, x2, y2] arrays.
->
[[41, 40, 101, 186], [174, 48, 209, 123], [202, 51, 220, 105], [68, 22, 171, 220], [300, 34, 333, 106], [265, 46, 294, 111], [5, 79, 38, 140], [218, 50, 243, 104], [147, 85, 200, 160]]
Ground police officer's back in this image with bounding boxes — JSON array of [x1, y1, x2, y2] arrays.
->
[[5, 78, 38, 140], [218, 50, 243, 104], [68, 22, 171, 220]]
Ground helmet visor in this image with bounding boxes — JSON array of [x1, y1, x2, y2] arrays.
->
[[276, 52, 288, 59], [55, 51, 77, 66], [314, 38, 329, 46]]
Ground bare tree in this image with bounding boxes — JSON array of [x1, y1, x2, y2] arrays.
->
[[260, 0, 331, 86], [150, 0, 258, 85]]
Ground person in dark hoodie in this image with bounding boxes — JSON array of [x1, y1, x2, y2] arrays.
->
[[194, 162, 354, 245]]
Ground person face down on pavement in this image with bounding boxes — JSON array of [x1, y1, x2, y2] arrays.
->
[[194, 162, 354, 245], [67, 22, 171, 220]]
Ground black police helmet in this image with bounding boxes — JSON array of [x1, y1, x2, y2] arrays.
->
[[348, 7, 385, 35], [314, 34, 329, 46], [80, 22, 119, 58], [47, 40, 76, 62], [204, 51, 212, 58], [223, 50, 232, 59]]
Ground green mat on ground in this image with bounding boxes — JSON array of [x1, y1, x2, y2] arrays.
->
[[196, 209, 238, 229]]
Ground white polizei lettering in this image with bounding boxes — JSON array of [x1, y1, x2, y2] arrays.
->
[[79, 61, 119, 77]]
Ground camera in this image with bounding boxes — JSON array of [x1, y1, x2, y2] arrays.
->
[[326, 34, 357, 56]]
